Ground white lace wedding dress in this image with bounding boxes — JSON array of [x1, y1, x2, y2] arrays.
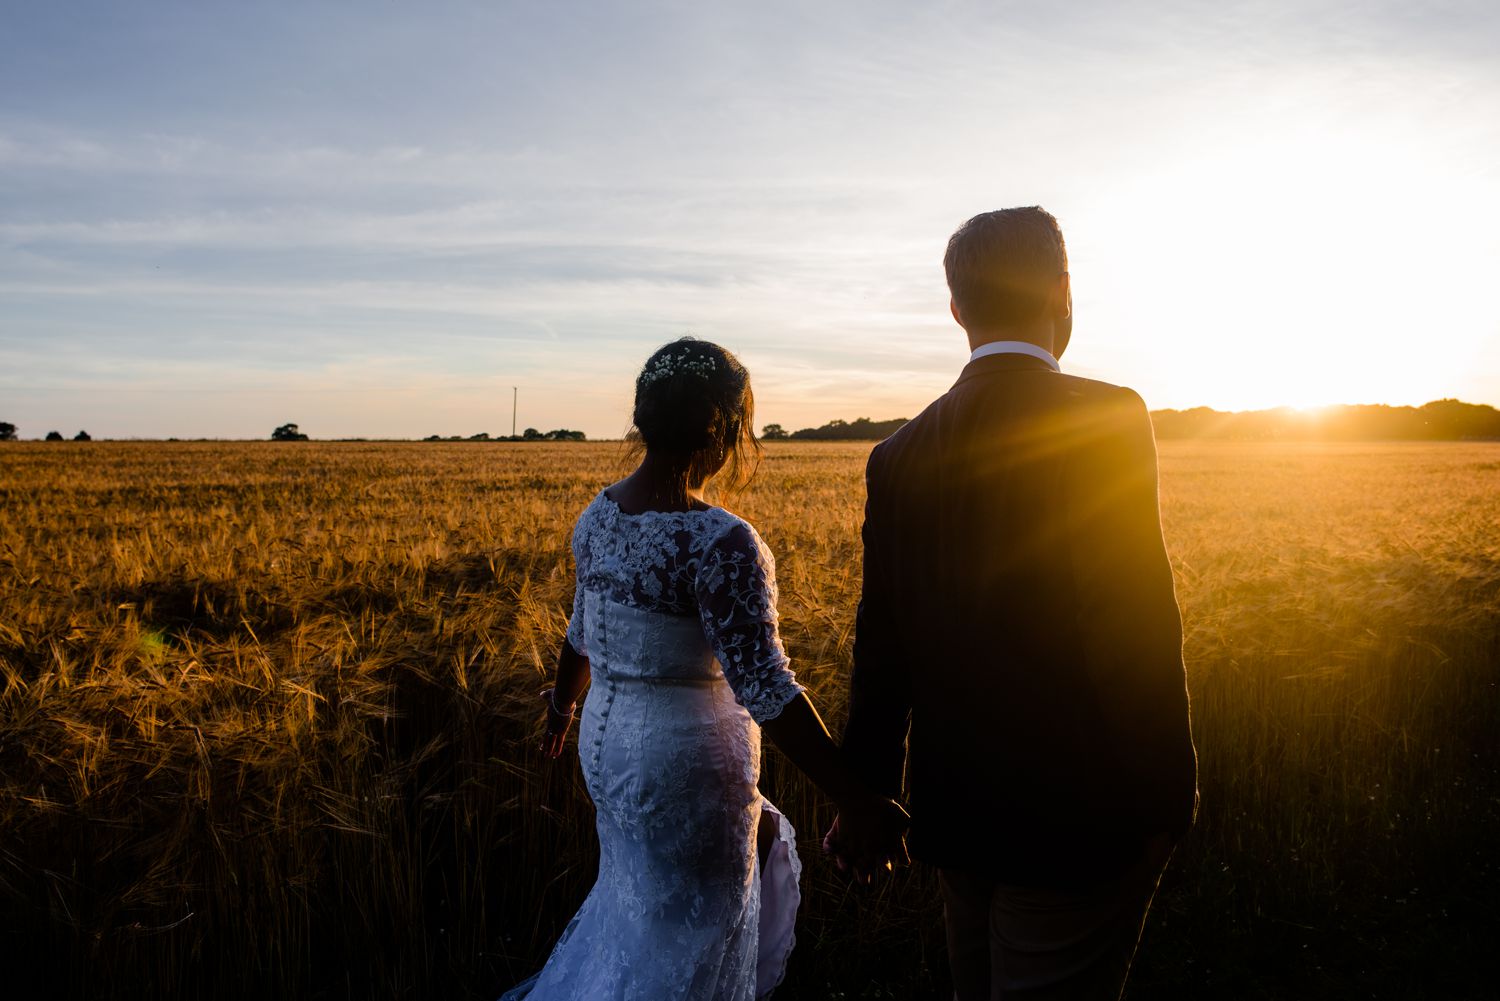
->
[[501, 491, 806, 1001]]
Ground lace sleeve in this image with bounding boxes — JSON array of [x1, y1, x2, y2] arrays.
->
[[564, 511, 590, 658], [695, 520, 805, 724]]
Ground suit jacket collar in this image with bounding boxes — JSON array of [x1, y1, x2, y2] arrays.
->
[[953, 351, 1057, 391]]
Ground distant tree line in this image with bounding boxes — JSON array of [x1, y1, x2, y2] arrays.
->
[[0, 421, 590, 442], [267, 423, 587, 442], [760, 400, 1500, 444], [763, 417, 911, 441], [1149, 399, 1500, 440], [422, 428, 586, 442], [17, 398, 1494, 445]]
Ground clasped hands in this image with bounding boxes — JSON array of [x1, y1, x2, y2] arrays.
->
[[538, 684, 910, 881], [823, 796, 911, 885]]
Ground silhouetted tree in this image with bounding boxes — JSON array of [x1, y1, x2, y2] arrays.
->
[[762, 424, 788, 440], [73, 430, 91, 441], [45, 431, 64, 441], [523, 427, 543, 441], [543, 429, 586, 441], [271, 423, 309, 441], [468, 432, 491, 441], [0, 422, 16, 441]]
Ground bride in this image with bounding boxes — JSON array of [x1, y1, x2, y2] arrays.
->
[[502, 338, 908, 1000]]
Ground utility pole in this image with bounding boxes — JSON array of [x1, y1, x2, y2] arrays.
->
[[512, 386, 517, 438]]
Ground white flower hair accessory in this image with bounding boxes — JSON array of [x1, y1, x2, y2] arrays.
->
[[639, 351, 717, 387]]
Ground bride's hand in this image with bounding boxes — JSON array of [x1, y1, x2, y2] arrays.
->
[[538, 688, 576, 759]]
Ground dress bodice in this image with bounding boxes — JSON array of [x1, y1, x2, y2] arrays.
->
[[565, 491, 804, 723]]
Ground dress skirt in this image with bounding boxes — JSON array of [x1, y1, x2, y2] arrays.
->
[[501, 660, 801, 1001]]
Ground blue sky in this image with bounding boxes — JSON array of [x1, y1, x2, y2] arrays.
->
[[3, 0, 1498, 439]]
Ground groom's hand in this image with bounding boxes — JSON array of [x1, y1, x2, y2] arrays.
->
[[824, 799, 911, 884], [822, 815, 874, 881]]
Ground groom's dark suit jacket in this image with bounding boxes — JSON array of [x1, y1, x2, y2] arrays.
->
[[843, 351, 1197, 887]]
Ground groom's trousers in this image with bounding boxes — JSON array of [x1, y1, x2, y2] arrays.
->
[[937, 838, 1173, 1001]]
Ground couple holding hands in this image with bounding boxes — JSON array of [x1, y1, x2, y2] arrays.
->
[[505, 206, 1197, 1001]]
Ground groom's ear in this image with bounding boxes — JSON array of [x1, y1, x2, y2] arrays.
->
[[1053, 275, 1073, 360], [1051, 273, 1071, 319], [950, 298, 965, 329]]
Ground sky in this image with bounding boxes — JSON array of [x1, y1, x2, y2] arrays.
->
[[2, 0, 1498, 440]]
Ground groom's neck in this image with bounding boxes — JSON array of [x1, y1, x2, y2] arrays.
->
[[966, 324, 1056, 356]]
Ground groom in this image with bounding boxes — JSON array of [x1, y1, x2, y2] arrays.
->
[[830, 207, 1198, 1000]]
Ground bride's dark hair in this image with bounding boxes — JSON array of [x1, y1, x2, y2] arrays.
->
[[628, 337, 761, 497]]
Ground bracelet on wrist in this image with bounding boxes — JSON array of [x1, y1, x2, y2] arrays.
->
[[545, 689, 577, 717]]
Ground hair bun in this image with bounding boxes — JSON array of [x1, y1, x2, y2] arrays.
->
[[630, 337, 760, 493]]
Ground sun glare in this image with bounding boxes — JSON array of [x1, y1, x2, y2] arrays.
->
[[1083, 114, 1494, 413]]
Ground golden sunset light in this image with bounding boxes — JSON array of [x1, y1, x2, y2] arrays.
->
[[3, 4, 1498, 1001]]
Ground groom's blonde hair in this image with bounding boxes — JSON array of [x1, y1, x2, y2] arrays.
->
[[944, 207, 1068, 331]]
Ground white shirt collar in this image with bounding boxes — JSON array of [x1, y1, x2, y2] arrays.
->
[[968, 340, 1060, 371]]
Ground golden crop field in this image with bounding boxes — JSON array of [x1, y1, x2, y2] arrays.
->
[[1, 440, 1497, 999]]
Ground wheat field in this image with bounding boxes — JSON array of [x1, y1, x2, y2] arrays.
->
[[1, 440, 1496, 999]]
